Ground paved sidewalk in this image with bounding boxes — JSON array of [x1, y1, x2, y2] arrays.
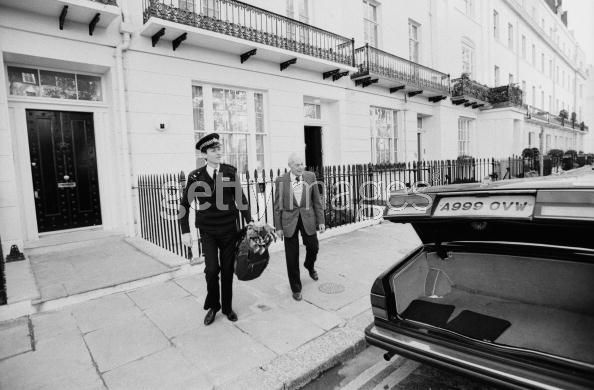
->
[[0, 222, 421, 390]]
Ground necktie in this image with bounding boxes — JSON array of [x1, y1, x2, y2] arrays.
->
[[212, 169, 217, 181], [296, 175, 301, 182]]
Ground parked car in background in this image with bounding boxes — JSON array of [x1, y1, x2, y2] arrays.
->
[[366, 171, 594, 389]]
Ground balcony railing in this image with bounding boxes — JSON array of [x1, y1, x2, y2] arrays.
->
[[451, 75, 490, 102], [526, 105, 589, 131], [489, 84, 523, 106], [142, 0, 355, 67], [353, 44, 450, 94]]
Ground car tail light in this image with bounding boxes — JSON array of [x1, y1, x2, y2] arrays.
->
[[370, 278, 388, 320], [535, 190, 594, 220]]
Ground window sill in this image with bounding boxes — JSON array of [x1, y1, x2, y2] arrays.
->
[[7, 96, 108, 107]]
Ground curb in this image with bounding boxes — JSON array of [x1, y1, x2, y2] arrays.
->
[[217, 312, 373, 390]]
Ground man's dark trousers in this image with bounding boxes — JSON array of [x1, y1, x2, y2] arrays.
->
[[284, 215, 319, 293], [201, 229, 237, 314]]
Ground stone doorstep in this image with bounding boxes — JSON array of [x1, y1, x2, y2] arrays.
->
[[0, 261, 205, 323]]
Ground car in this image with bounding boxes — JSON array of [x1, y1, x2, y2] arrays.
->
[[365, 170, 594, 390]]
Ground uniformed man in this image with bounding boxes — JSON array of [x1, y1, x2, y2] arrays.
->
[[179, 133, 253, 326]]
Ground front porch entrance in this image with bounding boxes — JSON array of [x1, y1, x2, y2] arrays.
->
[[26, 110, 102, 233]]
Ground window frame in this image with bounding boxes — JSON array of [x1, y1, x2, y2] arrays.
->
[[369, 106, 398, 164], [363, 0, 379, 47], [493, 10, 499, 39], [192, 83, 268, 172], [457, 117, 473, 157], [408, 19, 421, 63]]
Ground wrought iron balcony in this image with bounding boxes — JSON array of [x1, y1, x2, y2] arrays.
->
[[526, 105, 589, 131], [351, 44, 450, 98], [451, 74, 490, 108], [142, 0, 355, 70], [489, 84, 523, 107]]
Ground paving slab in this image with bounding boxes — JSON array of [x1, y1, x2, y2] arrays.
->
[[234, 308, 325, 355], [103, 347, 212, 390], [0, 317, 31, 360], [31, 309, 80, 341], [174, 321, 277, 385], [143, 295, 205, 338], [174, 273, 208, 297], [71, 293, 141, 333], [127, 281, 191, 310], [84, 314, 170, 373], [300, 269, 369, 311], [0, 333, 98, 390]]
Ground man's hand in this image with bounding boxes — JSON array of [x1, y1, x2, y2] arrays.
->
[[318, 224, 326, 234], [182, 233, 193, 247], [276, 229, 284, 240]]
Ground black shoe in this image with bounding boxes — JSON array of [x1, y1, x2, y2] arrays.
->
[[308, 269, 319, 281], [292, 292, 302, 301], [224, 310, 238, 322], [204, 309, 217, 326]]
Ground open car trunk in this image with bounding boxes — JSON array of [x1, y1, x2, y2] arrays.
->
[[392, 248, 594, 365]]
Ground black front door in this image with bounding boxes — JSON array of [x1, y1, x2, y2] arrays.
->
[[26, 110, 102, 233], [304, 126, 323, 170]]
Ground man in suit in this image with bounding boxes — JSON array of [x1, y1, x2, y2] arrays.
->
[[179, 133, 253, 325], [274, 153, 325, 301]]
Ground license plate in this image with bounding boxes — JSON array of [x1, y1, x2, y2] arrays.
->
[[433, 195, 535, 218]]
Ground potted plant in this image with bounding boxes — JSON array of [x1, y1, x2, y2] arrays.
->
[[559, 109, 569, 126], [571, 112, 577, 128]]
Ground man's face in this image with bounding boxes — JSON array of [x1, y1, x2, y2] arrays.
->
[[288, 156, 305, 176], [203, 145, 222, 165]]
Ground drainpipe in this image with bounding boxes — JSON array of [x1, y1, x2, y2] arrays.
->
[[115, 0, 134, 237]]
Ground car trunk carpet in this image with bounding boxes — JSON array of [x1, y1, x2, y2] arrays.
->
[[401, 299, 455, 327], [422, 289, 594, 364], [444, 310, 511, 342]]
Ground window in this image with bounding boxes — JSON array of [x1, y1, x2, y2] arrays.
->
[[7, 66, 102, 101], [529, 132, 535, 148], [286, 0, 309, 41], [541, 90, 544, 110], [508, 23, 513, 49], [493, 10, 499, 39], [494, 65, 500, 86], [531, 44, 536, 66], [199, 0, 220, 18], [549, 59, 553, 78], [409, 20, 420, 62], [370, 107, 397, 163], [458, 118, 473, 157], [461, 41, 474, 76], [509, 73, 514, 84], [549, 95, 552, 111], [522, 80, 526, 102], [363, 0, 379, 47], [580, 84, 583, 98], [541, 53, 544, 72], [556, 66, 559, 83], [192, 85, 267, 171], [303, 103, 321, 119], [521, 35, 526, 58], [531, 86, 535, 106]]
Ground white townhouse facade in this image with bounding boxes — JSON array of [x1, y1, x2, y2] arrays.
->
[[0, 0, 591, 249]]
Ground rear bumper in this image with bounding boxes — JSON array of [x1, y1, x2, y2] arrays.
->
[[365, 323, 594, 390]]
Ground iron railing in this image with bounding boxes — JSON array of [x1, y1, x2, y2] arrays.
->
[[451, 75, 490, 102], [353, 44, 450, 94], [142, 0, 355, 67], [136, 156, 573, 259], [526, 105, 589, 131]]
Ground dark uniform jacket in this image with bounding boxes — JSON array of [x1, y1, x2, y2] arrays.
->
[[179, 163, 252, 234]]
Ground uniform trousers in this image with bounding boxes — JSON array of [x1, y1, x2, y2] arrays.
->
[[201, 229, 237, 314], [284, 215, 319, 293]]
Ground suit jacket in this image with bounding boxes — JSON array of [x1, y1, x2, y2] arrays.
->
[[179, 163, 252, 234], [273, 171, 324, 237]]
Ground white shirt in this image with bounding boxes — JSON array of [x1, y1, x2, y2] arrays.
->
[[290, 172, 303, 206], [206, 164, 220, 180]]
